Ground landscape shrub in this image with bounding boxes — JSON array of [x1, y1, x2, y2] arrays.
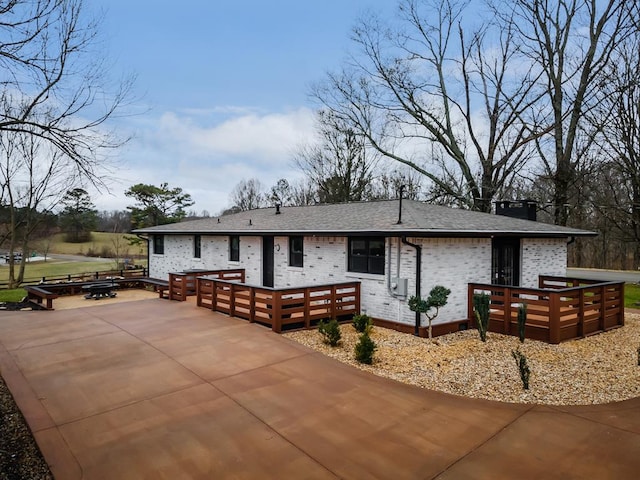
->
[[517, 303, 527, 343], [352, 313, 372, 333], [512, 347, 531, 390], [473, 293, 491, 342], [354, 331, 377, 364], [408, 285, 451, 341], [318, 319, 342, 347]]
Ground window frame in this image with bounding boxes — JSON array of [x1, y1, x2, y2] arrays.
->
[[193, 234, 201, 258], [152, 234, 164, 255], [348, 236, 385, 275], [229, 235, 240, 262], [289, 236, 304, 267]]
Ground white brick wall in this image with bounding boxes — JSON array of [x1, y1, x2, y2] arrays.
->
[[520, 238, 567, 288], [149, 233, 567, 327]]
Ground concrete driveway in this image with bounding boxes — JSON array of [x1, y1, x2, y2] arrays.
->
[[0, 299, 638, 479]]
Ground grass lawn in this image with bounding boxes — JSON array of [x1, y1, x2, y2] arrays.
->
[[0, 260, 115, 284], [0, 289, 27, 302], [624, 283, 640, 308], [46, 232, 146, 258]]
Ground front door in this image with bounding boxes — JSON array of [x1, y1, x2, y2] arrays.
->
[[262, 236, 274, 287], [492, 237, 520, 286]]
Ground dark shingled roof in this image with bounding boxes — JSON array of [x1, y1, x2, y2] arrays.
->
[[133, 199, 595, 238]]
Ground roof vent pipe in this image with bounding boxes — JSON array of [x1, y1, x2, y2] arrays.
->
[[275, 204, 281, 215], [397, 185, 405, 224]]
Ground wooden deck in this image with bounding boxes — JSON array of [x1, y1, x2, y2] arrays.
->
[[468, 276, 625, 344], [196, 276, 361, 333]]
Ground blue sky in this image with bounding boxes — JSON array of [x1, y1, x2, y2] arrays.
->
[[89, 0, 394, 214]]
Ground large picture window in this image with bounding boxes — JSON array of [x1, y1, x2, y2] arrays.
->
[[289, 236, 303, 267], [348, 237, 385, 275], [153, 235, 164, 255], [229, 235, 240, 262], [193, 235, 201, 258]]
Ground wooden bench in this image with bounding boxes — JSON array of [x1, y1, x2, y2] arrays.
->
[[115, 277, 169, 299], [24, 286, 59, 310]]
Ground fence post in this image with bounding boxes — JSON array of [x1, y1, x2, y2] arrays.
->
[[619, 283, 625, 327], [229, 283, 236, 318], [504, 287, 511, 335], [549, 292, 560, 344], [272, 290, 282, 333], [578, 289, 585, 338], [304, 288, 311, 328], [211, 280, 218, 312], [249, 287, 256, 323], [467, 284, 474, 323], [599, 285, 606, 332]]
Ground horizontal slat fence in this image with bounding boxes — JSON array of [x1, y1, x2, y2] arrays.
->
[[169, 269, 245, 301], [0, 267, 149, 290], [197, 277, 360, 333], [468, 276, 624, 344]]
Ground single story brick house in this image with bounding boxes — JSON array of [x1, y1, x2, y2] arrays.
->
[[134, 199, 594, 334]]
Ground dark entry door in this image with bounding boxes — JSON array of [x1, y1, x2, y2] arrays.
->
[[262, 236, 274, 287], [492, 237, 520, 286]]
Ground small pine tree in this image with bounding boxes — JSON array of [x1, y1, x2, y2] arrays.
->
[[408, 285, 451, 341], [318, 319, 342, 347], [354, 331, 377, 364], [352, 313, 372, 334], [512, 347, 531, 390]]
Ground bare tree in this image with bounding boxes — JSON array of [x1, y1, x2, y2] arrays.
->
[[0, 0, 134, 286], [508, 0, 639, 225], [370, 166, 423, 200], [313, 0, 544, 212], [0, 130, 76, 287], [295, 111, 377, 203], [0, 0, 134, 182], [587, 37, 640, 267], [229, 178, 265, 211]]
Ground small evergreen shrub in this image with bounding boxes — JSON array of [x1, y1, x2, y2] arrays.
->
[[408, 285, 451, 341], [352, 314, 372, 333], [318, 319, 342, 347], [473, 293, 491, 342], [512, 347, 531, 390], [354, 331, 377, 364], [517, 303, 527, 343]]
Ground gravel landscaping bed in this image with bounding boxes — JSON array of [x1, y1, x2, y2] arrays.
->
[[0, 376, 53, 479], [284, 313, 640, 405]]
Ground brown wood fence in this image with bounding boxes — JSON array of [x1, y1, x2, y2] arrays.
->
[[169, 269, 245, 301], [197, 277, 361, 333], [467, 276, 625, 344]]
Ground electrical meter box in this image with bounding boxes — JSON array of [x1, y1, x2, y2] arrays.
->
[[391, 278, 408, 297]]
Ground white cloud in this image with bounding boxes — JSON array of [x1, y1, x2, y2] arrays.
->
[[91, 107, 315, 214]]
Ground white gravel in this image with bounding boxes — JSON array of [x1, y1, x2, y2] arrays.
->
[[283, 313, 640, 405]]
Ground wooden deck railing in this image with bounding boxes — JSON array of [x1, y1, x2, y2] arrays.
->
[[196, 277, 361, 333], [468, 276, 625, 344], [169, 269, 245, 301]]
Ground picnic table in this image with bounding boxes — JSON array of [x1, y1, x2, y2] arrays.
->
[[83, 282, 118, 300]]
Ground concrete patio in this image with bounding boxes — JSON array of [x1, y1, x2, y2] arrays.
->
[[0, 298, 638, 479]]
